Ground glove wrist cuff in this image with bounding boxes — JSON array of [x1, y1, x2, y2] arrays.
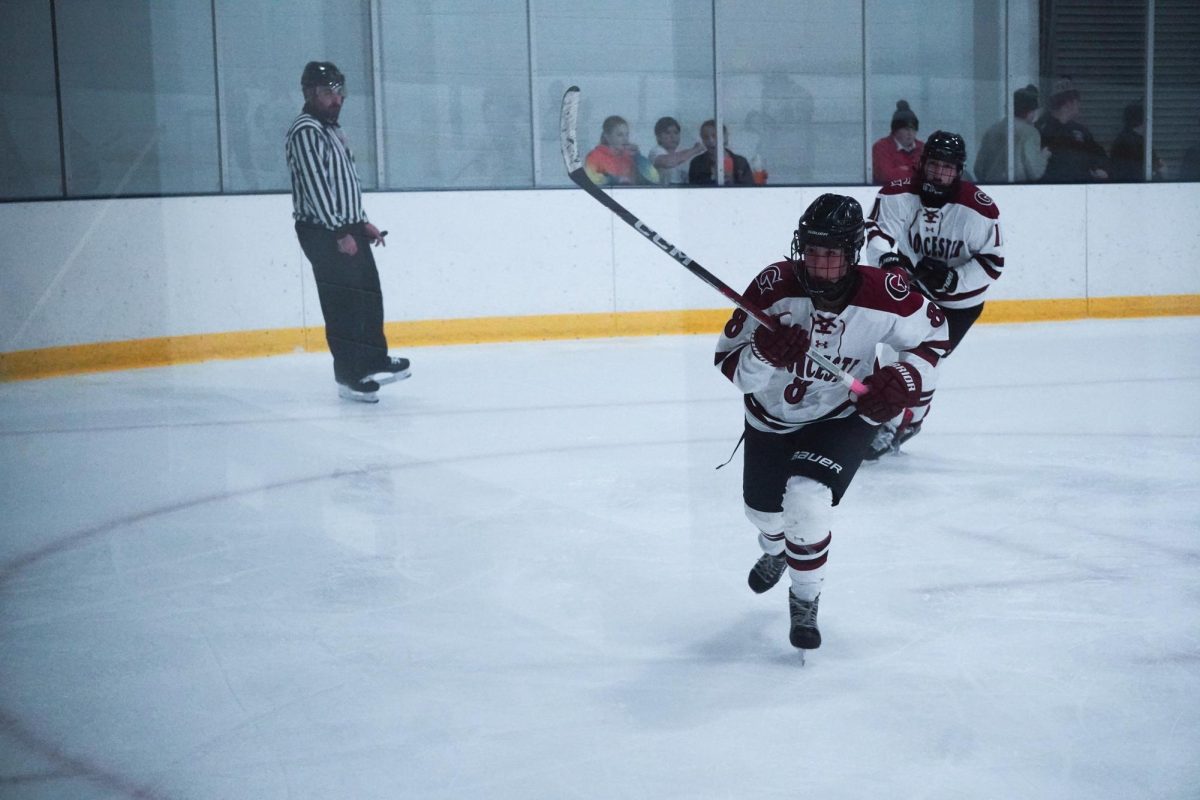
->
[[750, 338, 775, 366]]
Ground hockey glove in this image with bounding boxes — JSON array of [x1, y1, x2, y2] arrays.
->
[[857, 363, 921, 423], [751, 320, 810, 368], [913, 257, 958, 295], [877, 252, 914, 275]]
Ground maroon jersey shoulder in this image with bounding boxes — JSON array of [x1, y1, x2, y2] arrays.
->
[[879, 178, 919, 198], [850, 266, 925, 316], [951, 180, 1001, 219], [744, 260, 803, 308]]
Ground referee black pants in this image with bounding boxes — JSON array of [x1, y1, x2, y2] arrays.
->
[[295, 223, 390, 385]]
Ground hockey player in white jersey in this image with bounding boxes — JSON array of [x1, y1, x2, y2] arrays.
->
[[715, 194, 949, 653], [863, 130, 1004, 458]]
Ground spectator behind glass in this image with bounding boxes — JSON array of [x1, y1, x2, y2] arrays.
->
[[871, 101, 924, 184], [648, 116, 705, 186], [1109, 101, 1164, 182], [584, 115, 659, 186], [688, 120, 755, 185], [974, 84, 1051, 183], [1038, 78, 1108, 182]]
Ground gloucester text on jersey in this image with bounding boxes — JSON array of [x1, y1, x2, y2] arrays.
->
[[908, 231, 966, 261]]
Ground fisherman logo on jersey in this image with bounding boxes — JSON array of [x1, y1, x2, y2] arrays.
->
[[756, 265, 784, 293]]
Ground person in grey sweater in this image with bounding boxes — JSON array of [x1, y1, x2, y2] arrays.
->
[[974, 84, 1050, 184]]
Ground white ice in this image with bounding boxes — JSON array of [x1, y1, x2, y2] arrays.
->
[[1, 317, 1198, 800]]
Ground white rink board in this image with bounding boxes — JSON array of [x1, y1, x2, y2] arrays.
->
[[1, 182, 1197, 352]]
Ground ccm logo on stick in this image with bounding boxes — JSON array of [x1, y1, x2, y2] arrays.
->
[[791, 451, 843, 474], [634, 220, 692, 265]]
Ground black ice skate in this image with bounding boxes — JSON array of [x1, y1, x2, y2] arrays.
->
[[788, 592, 821, 650], [864, 411, 920, 460], [337, 378, 381, 403], [365, 356, 412, 386], [748, 552, 787, 594]]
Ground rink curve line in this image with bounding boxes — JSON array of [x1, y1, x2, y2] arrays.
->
[[0, 435, 724, 584], [0, 435, 724, 798]]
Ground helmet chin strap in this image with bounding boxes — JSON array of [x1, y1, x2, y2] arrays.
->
[[920, 179, 954, 208], [811, 273, 857, 310]]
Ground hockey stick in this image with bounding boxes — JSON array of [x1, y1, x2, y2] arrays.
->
[[559, 86, 866, 396]]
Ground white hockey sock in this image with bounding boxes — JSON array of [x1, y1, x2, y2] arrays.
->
[[746, 506, 786, 557], [758, 530, 785, 556], [781, 477, 834, 601], [785, 533, 830, 600]]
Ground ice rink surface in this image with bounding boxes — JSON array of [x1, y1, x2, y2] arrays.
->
[[1, 316, 1198, 799]]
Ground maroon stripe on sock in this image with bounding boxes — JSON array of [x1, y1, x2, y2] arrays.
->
[[786, 551, 829, 571], [785, 532, 831, 557]]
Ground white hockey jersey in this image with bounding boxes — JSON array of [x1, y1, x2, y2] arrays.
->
[[864, 178, 1004, 310], [715, 262, 950, 434]]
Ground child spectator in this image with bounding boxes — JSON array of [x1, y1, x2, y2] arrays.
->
[[648, 116, 705, 185], [584, 115, 658, 186]]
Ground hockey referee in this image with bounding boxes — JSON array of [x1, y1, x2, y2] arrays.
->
[[286, 61, 410, 403]]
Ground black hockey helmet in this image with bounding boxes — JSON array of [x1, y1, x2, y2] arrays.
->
[[922, 130, 967, 169], [301, 61, 345, 92], [919, 130, 966, 203], [790, 193, 865, 301]]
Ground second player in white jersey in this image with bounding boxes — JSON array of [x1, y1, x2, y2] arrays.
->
[[860, 130, 1006, 458], [864, 173, 1004, 311]]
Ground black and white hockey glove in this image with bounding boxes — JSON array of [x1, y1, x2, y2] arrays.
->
[[857, 363, 921, 423], [913, 257, 958, 295], [751, 321, 810, 368], [877, 252, 913, 275]]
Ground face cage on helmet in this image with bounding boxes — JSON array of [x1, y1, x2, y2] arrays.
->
[[790, 228, 860, 298], [924, 153, 963, 171], [920, 153, 963, 199]]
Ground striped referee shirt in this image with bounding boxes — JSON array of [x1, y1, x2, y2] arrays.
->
[[285, 111, 367, 233]]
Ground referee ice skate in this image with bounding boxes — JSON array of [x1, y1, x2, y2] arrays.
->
[[286, 61, 410, 403]]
